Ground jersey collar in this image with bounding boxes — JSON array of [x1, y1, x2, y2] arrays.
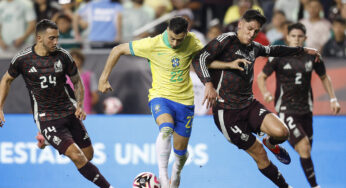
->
[[163, 30, 172, 48]]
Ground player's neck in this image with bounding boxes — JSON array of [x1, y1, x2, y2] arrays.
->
[[34, 44, 50, 57]]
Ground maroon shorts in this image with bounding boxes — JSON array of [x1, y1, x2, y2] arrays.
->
[[38, 115, 92, 154], [213, 100, 271, 150], [278, 112, 313, 147]]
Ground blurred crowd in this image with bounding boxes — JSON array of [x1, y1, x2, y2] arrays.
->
[[0, 0, 344, 57], [0, 0, 345, 115]]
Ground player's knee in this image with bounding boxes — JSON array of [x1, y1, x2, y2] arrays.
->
[[159, 122, 174, 136], [296, 140, 311, 157], [85, 149, 94, 161], [277, 124, 289, 139], [67, 150, 87, 165]]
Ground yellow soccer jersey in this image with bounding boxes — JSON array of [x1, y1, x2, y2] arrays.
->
[[129, 30, 203, 105]]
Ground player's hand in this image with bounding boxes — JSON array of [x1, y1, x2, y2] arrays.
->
[[203, 82, 220, 109], [330, 100, 341, 115], [263, 92, 273, 103], [75, 107, 86, 120], [98, 80, 113, 93], [229, 59, 251, 71], [303, 47, 321, 62], [0, 110, 5, 128]]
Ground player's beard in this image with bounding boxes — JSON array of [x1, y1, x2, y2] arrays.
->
[[44, 43, 57, 53]]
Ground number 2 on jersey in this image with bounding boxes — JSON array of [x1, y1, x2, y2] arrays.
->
[[295, 72, 302, 85], [40, 75, 56, 88], [170, 70, 183, 82]]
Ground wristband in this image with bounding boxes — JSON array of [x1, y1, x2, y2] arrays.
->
[[330, 98, 337, 103]]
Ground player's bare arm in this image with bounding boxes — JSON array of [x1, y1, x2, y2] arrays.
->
[[0, 72, 15, 127], [98, 43, 131, 93], [208, 59, 252, 71], [70, 72, 86, 120], [319, 74, 341, 114], [14, 20, 36, 48], [257, 71, 273, 103]]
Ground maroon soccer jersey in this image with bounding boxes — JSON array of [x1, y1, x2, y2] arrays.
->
[[262, 54, 326, 114], [192, 32, 305, 109], [8, 46, 78, 121]]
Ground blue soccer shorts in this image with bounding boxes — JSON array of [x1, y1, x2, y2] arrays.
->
[[149, 97, 194, 137]]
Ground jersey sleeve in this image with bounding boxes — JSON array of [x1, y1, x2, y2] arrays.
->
[[60, 49, 78, 77], [8, 55, 22, 78], [255, 42, 304, 57], [262, 57, 277, 76], [313, 56, 326, 77], [192, 33, 233, 83], [129, 37, 154, 59], [191, 33, 204, 56]]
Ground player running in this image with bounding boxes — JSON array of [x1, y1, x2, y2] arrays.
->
[[257, 22, 341, 188], [192, 9, 321, 187], [0, 19, 114, 188], [98, 17, 203, 188]]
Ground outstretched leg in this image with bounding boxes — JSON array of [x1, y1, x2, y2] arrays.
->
[[65, 143, 112, 188], [155, 114, 174, 188], [261, 113, 291, 164], [295, 137, 318, 187], [170, 132, 189, 188], [246, 140, 290, 188]]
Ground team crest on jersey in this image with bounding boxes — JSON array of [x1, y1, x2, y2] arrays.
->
[[54, 60, 63, 72], [154, 104, 161, 114], [171, 57, 180, 67], [305, 61, 312, 72], [53, 136, 62, 145]]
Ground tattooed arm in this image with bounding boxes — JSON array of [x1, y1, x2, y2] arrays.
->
[[70, 71, 86, 120]]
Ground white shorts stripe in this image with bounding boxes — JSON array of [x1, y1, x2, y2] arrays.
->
[[218, 109, 231, 142]]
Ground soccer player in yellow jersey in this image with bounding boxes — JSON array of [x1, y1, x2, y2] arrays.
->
[[98, 17, 203, 188]]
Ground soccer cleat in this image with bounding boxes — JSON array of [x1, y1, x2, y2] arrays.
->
[[35, 132, 46, 149], [263, 137, 291, 165]]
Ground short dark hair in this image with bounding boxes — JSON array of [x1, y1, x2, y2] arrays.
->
[[288, 22, 306, 35], [168, 16, 188, 34], [242, 9, 267, 26], [36, 19, 58, 35]]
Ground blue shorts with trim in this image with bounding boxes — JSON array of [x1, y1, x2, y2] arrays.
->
[[149, 98, 194, 137]]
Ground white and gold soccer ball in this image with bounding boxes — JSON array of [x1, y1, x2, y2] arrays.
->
[[132, 172, 161, 188]]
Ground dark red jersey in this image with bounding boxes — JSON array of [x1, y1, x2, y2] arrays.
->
[[8, 45, 78, 121], [192, 32, 305, 110], [263, 54, 326, 114]]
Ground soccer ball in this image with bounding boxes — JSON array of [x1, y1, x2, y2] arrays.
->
[[103, 97, 123, 114], [132, 172, 161, 188]]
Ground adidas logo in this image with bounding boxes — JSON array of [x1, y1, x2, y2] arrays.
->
[[28, 66, 37, 73], [283, 63, 292, 70]]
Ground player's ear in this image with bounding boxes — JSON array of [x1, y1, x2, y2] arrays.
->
[[238, 19, 243, 30]]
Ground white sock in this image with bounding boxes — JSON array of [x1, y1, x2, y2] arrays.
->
[[170, 152, 189, 188], [156, 127, 173, 188]]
